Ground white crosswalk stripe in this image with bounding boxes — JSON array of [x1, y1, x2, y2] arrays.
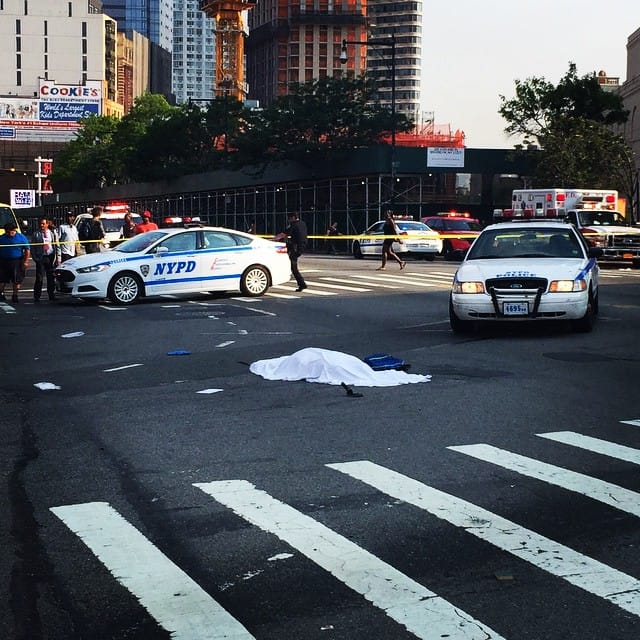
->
[[50, 428, 640, 637], [537, 431, 640, 465], [447, 443, 640, 516], [328, 460, 640, 618], [194, 479, 504, 640], [50, 501, 256, 640]]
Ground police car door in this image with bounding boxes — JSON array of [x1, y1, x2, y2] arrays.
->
[[362, 222, 385, 256], [147, 230, 199, 294], [199, 230, 247, 292]]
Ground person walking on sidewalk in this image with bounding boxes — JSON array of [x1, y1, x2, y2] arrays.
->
[[0, 222, 30, 303], [31, 217, 61, 301], [377, 211, 406, 270], [274, 212, 308, 292]]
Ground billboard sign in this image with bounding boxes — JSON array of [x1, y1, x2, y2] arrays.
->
[[11, 189, 36, 209], [39, 102, 100, 121], [427, 147, 465, 168], [0, 80, 103, 142]]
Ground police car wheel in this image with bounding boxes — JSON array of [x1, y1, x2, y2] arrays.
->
[[449, 296, 473, 334], [241, 265, 269, 296], [352, 241, 363, 259], [108, 272, 142, 304], [571, 290, 595, 333]]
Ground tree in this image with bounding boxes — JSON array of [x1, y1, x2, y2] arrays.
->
[[499, 63, 628, 146], [233, 75, 414, 165], [112, 93, 176, 182], [499, 63, 636, 216], [49, 114, 120, 191]]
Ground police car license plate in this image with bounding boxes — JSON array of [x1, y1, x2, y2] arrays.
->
[[503, 302, 528, 315]]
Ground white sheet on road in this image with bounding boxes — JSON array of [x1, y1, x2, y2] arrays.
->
[[249, 347, 431, 387]]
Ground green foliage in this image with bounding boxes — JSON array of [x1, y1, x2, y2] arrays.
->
[[499, 63, 635, 212], [49, 114, 120, 191], [51, 77, 415, 188], [499, 63, 628, 145]]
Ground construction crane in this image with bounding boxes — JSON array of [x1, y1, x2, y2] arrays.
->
[[200, 0, 256, 101]]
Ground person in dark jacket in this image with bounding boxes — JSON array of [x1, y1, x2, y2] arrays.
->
[[84, 206, 106, 254], [275, 213, 308, 292]]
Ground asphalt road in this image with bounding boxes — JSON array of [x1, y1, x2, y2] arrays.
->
[[2, 255, 640, 640]]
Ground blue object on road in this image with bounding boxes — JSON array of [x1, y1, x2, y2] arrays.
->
[[363, 353, 408, 371], [167, 350, 191, 356]]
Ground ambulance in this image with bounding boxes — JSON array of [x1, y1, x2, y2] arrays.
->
[[495, 188, 640, 264]]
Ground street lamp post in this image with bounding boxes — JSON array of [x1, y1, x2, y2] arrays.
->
[[340, 34, 397, 207]]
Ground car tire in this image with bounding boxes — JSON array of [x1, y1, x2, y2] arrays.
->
[[352, 241, 363, 259], [108, 272, 143, 305], [424, 253, 435, 261], [442, 240, 452, 259], [449, 296, 473, 334], [571, 289, 596, 333], [241, 265, 270, 296]]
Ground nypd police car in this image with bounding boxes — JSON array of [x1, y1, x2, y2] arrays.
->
[[54, 225, 291, 304], [352, 218, 441, 259], [449, 221, 603, 333]]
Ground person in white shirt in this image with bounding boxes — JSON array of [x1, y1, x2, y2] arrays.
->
[[58, 212, 80, 261]]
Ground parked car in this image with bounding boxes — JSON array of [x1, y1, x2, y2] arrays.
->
[[421, 212, 482, 260], [449, 221, 603, 333], [352, 219, 440, 260], [55, 225, 290, 304]]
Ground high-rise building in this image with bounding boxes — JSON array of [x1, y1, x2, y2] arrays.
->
[[246, 0, 368, 107], [102, 0, 174, 100], [366, 0, 422, 121], [173, 0, 217, 104]]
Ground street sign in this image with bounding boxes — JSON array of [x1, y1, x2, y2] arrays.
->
[[11, 189, 36, 208]]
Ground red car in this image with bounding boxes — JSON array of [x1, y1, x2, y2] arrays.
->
[[421, 213, 482, 260]]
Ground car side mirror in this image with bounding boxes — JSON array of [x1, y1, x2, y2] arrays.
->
[[588, 247, 603, 259]]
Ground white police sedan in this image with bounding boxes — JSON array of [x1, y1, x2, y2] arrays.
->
[[352, 219, 441, 259], [55, 225, 291, 304], [449, 221, 603, 333]]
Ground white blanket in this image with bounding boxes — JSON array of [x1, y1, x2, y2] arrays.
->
[[249, 347, 431, 387]]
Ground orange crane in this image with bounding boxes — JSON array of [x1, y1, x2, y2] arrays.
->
[[200, 0, 256, 100]]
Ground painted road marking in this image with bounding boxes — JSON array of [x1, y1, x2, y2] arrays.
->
[[328, 460, 640, 617], [319, 276, 400, 289], [103, 363, 144, 372], [270, 285, 335, 296], [350, 274, 442, 288], [537, 431, 640, 466], [621, 419, 640, 427], [448, 443, 640, 517], [303, 279, 371, 292], [50, 501, 255, 640], [194, 480, 503, 640]]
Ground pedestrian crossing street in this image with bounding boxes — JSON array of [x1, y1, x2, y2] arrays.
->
[[50, 420, 640, 639]]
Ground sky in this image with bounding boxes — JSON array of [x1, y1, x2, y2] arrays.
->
[[422, 1, 638, 148]]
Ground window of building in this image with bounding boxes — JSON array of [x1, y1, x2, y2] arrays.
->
[[16, 70, 21, 86], [68, 1, 72, 17], [16, 19, 21, 34]]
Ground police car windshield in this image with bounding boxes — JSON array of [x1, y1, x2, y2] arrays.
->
[[115, 230, 169, 253], [467, 228, 583, 260]]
